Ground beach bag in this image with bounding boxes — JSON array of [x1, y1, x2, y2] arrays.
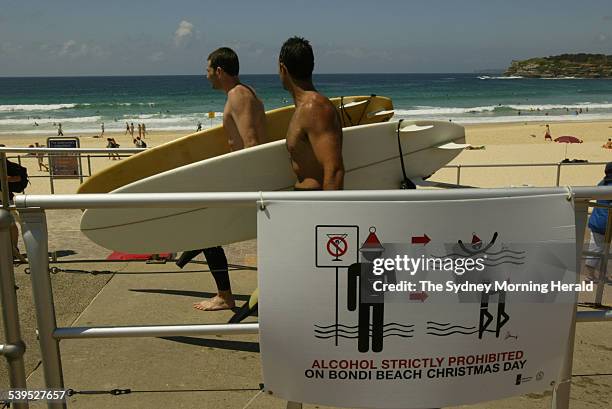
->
[[6, 160, 29, 193]]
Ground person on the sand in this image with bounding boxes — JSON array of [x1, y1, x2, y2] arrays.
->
[[544, 124, 552, 141]]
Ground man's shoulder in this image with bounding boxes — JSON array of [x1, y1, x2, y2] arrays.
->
[[302, 92, 336, 115], [228, 84, 258, 102], [299, 92, 337, 122]]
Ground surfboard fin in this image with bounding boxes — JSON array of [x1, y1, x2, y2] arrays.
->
[[399, 124, 434, 133], [367, 109, 395, 118], [339, 100, 369, 109], [436, 142, 471, 150]]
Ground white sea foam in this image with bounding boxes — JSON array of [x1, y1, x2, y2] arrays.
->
[[506, 102, 612, 110], [0, 103, 79, 112], [478, 76, 524, 80], [122, 112, 224, 122], [394, 102, 612, 117], [456, 113, 612, 124], [398, 112, 612, 125], [0, 125, 205, 135], [0, 116, 101, 125], [395, 106, 498, 116]]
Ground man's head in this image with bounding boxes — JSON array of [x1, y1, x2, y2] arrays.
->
[[206, 47, 239, 90], [279, 37, 314, 89]]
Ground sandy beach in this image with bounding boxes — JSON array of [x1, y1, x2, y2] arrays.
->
[[1, 119, 611, 408], [2, 119, 611, 195]]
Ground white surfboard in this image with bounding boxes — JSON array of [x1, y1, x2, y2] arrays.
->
[[80, 120, 466, 253]]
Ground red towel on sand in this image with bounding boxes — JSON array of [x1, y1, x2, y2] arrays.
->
[[106, 251, 172, 261]]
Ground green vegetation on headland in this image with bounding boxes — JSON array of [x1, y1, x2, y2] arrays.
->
[[505, 54, 612, 78]]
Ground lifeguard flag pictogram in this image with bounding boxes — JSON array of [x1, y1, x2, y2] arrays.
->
[[360, 227, 384, 253]]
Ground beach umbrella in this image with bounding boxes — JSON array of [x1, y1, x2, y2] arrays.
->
[[554, 135, 583, 158]]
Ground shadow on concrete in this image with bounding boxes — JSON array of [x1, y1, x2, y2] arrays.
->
[[128, 288, 251, 302], [159, 336, 260, 353], [50, 249, 78, 258]]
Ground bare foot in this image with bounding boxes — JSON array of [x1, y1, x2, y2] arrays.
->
[[193, 295, 235, 311]]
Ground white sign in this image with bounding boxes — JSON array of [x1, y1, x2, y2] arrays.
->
[[258, 194, 577, 408]]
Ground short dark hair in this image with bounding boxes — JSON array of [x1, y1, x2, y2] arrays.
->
[[208, 47, 239, 76], [279, 37, 314, 81]]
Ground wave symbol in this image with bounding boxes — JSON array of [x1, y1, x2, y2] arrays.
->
[[315, 322, 414, 339]]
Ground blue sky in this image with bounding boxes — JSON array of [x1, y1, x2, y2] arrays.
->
[[1, 0, 611, 76]]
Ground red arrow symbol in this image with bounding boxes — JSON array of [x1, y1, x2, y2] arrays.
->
[[411, 234, 431, 245], [409, 291, 428, 302]]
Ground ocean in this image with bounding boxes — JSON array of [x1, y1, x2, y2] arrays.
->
[[1, 74, 612, 137]]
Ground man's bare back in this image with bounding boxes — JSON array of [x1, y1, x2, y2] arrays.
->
[[224, 84, 266, 151], [286, 91, 343, 190], [279, 36, 344, 190]]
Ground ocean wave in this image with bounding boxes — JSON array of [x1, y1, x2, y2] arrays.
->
[[104, 102, 158, 107], [0, 102, 163, 112], [506, 102, 612, 110], [120, 113, 224, 123], [0, 103, 80, 112], [394, 102, 612, 117], [0, 116, 101, 125], [449, 112, 612, 124], [478, 76, 523, 80], [0, 125, 202, 135], [122, 112, 223, 124], [395, 106, 498, 115]]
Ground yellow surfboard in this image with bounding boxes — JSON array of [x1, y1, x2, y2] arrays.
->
[[78, 95, 394, 194]]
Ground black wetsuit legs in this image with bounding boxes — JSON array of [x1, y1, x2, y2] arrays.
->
[[203, 246, 231, 292]]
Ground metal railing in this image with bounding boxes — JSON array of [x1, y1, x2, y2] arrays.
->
[[0, 187, 611, 409], [0, 147, 606, 192], [445, 161, 608, 187], [0, 147, 146, 194]]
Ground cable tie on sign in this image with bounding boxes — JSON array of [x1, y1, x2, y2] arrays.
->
[[550, 377, 572, 409], [565, 186, 574, 201], [258, 191, 266, 211]]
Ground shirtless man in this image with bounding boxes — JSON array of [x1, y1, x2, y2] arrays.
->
[[229, 38, 345, 324], [207, 47, 266, 150], [279, 37, 344, 190], [176, 47, 266, 311]]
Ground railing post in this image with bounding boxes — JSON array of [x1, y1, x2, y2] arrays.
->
[[1, 152, 10, 208], [456, 165, 461, 185], [552, 199, 588, 409], [87, 155, 92, 177], [20, 209, 66, 409], [0, 208, 30, 409], [595, 205, 612, 304], [556, 163, 562, 187]]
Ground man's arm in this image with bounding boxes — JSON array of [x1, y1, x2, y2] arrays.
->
[[305, 102, 344, 190], [227, 91, 261, 148]]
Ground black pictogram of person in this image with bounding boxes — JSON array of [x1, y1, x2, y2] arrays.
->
[[457, 231, 509, 338], [347, 227, 396, 353], [479, 286, 509, 339]]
